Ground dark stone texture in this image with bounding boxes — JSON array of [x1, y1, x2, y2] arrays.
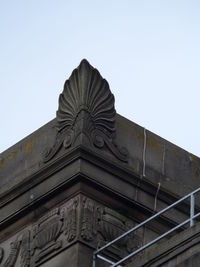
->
[[44, 59, 128, 163], [0, 193, 144, 266], [1, 59, 200, 266], [126, 221, 200, 267], [0, 119, 56, 196], [1, 113, 200, 208]]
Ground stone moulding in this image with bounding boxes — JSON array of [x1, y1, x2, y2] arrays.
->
[[80, 197, 142, 256], [0, 195, 142, 266], [0, 248, 3, 264], [43, 59, 128, 163]]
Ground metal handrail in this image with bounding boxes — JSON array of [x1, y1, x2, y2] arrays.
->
[[93, 186, 200, 267]]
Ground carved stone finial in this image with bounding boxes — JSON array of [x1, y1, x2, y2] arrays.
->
[[43, 59, 128, 162]]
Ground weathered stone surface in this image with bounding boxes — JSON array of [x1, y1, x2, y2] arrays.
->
[[1, 114, 200, 210], [126, 221, 200, 267], [0, 119, 56, 196], [0, 194, 143, 266], [1, 59, 200, 266], [44, 59, 128, 163]]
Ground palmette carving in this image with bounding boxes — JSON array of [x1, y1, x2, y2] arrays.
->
[[43, 59, 128, 163], [80, 197, 142, 255], [0, 197, 141, 266], [81, 197, 101, 241], [0, 230, 31, 267], [61, 197, 78, 242], [20, 230, 31, 267], [99, 208, 142, 253], [32, 208, 63, 264], [1, 239, 20, 267]]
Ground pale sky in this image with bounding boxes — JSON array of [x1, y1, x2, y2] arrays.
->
[[1, 1, 200, 157]]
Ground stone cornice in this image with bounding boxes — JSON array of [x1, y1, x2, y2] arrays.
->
[[0, 144, 190, 233]]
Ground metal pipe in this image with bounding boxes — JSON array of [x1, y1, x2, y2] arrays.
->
[[190, 194, 195, 227], [93, 187, 200, 267], [111, 211, 200, 267], [94, 187, 200, 256], [96, 255, 116, 265], [92, 253, 96, 267], [111, 218, 190, 267]]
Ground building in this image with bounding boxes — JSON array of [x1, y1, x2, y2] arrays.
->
[[0, 59, 200, 267]]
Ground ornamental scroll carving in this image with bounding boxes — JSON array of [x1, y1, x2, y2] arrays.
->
[[1, 240, 20, 267], [81, 197, 101, 241], [80, 197, 142, 255], [0, 209, 63, 267], [20, 231, 31, 267], [0, 231, 30, 267], [0, 196, 140, 265], [43, 59, 128, 163], [0, 198, 80, 267], [61, 196, 79, 242], [31, 208, 63, 265], [98, 207, 142, 253]]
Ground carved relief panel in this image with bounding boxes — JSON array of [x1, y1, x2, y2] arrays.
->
[[0, 196, 80, 267], [0, 195, 142, 266], [0, 230, 30, 267], [61, 197, 78, 243], [79, 196, 142, 259], [31, 208, 63, 266]]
